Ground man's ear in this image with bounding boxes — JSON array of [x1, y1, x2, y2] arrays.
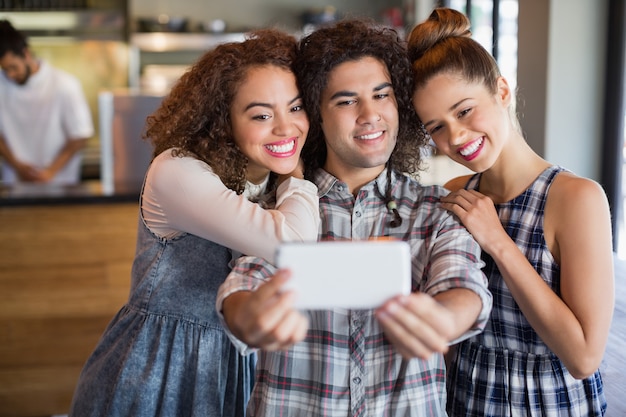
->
[[22, 48, 33, 61]]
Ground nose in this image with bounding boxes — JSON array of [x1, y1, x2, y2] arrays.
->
[[448, 122, 466, 146], [357, 100, 381, 125], [272, 114, 293, 137]]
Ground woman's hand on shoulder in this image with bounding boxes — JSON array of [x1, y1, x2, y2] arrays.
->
[[440, 187, 509, 256]]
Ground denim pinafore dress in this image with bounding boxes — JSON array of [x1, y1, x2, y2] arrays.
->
[[69, 208, 255, 417]]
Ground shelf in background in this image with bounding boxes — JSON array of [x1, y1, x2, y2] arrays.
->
[[130, 32, 247, 52]]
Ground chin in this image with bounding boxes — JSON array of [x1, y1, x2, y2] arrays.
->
[[268, 162, 298, 176]]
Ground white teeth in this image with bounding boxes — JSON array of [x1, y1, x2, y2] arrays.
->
[[459, 138, 484, 156], [266, 140, 295, 154], [356, 131, 383, 140]]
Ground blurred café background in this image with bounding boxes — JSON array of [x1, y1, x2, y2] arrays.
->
[[1, 1, 625, 416]]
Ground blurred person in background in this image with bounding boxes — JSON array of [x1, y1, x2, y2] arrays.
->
[[0, 19, 93, 185]]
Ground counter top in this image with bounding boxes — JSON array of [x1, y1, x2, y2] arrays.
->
[[0, 180, 140, 207]]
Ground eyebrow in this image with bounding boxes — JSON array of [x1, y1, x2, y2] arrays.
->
[[422, 97, 470, 128], [244, 94, 302, 112], [328, 82, 392, 101]]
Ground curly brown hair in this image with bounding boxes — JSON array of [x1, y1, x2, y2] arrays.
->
[[144, 29, 298, 194], [294, 18, 427, 178]]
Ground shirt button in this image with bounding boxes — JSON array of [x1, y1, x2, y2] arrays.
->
[[337, 185, 344, 192], [355, 211, 362, 217], [353, 377, 361, 384]]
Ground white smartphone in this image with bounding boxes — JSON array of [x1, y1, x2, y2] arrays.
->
[[275, 240, 412, 310]]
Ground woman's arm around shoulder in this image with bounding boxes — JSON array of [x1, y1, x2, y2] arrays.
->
[[143, 152, 320, 263]]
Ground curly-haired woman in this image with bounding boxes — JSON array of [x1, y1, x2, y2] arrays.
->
[[69, 29, 319, 417]]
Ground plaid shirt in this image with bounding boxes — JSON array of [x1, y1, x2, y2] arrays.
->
[[217, 168, 492, 417]]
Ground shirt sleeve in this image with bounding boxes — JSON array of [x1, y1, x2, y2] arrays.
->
[[215, 255, 277, 355], [142, 151, 320, 263], [423, 211, 493, 344]]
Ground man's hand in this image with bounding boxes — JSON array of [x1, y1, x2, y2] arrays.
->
[[375, 288, 481, 360], [375, 292, 453, 359], [222, 270, 309, 351]]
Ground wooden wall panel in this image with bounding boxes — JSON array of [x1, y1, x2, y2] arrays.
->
[[0, 203, 138, 417]]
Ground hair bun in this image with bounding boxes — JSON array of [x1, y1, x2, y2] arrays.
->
[[407, 8, 471, 62]]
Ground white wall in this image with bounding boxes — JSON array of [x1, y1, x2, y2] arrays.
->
[[518, 0, 608, 181], [545, 0, 607, 180]]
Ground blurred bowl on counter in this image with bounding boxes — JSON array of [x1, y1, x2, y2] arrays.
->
[[200, 19, 227, 33]]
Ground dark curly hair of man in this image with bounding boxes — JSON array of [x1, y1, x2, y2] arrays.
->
[[144, 29, 298, 194], [294, 18, 428, 178]]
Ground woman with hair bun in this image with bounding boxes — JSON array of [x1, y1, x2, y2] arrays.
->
[[409, 7, 613, 416], [69, 29, 319, 417]]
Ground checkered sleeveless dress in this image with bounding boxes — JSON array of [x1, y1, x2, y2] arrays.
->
[[446, 166, 606, 416]]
